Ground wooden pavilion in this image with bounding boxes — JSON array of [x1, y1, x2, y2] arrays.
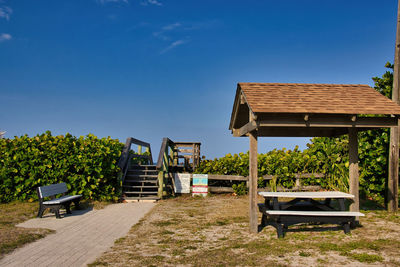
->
[[229, 83, 400, 233]]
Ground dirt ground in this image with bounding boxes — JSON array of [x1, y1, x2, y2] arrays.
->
[[90, 195, 400, 267]]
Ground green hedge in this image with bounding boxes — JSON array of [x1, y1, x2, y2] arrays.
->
[[0, 131, 124, 203]]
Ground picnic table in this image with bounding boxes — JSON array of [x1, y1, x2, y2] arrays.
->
[[258, 191, 364, 237]]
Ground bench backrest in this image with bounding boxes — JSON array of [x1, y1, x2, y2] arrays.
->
[[38, 183, 68, 198]]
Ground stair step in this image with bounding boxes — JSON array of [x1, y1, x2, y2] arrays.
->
[[131, 165, 157, 169], [124, 196, 160, 200], [126, 174, 158, 178], [124, 179, 158, 183], [122, 185, 158, 188], [126, 170, 158, 175]]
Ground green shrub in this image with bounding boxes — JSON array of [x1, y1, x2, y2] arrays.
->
[[232, 182, 248, 196], [0, 131, 124, 202]]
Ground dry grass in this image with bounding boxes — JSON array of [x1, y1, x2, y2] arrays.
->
[[90, 195, 400, 267], [0, 201, 53, 259], [0, 200, 111, 260]]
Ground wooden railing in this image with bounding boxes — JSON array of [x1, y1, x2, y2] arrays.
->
[[118, 137, 153, 183], [156, 138, 201, 198], [174, 142, 201, 171], [156, 138, 175, 198]]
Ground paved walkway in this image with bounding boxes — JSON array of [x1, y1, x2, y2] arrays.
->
[[0, 202, 156, 267]]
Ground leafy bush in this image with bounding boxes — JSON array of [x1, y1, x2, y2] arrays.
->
[[232, 182, 248, 195], [0, 131, 124, 202]]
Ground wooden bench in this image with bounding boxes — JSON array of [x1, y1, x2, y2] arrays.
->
[[37, 183, 82, 219], [263, 210, 365, 238]]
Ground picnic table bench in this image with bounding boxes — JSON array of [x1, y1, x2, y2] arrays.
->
[[258, 191, 364, 238], [37, 183, 82, 219]]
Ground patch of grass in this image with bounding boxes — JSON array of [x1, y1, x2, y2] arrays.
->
[[160, 230, 174, 235], [152, 220, 176, 227], [347, 253, 384, 263], [114, 237, 126, 244], [299, 251, 311, 257], [215, 219, 228, 226], [0, 201, 53, 259]]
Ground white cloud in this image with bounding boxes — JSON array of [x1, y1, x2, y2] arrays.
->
[[160, 39, 187, 54], [0, 6, 12, 20], [153, 22, 181, 40], [140, 0, 162, 6], [162, 22, 181, 31], [0, 33, 12, 42]]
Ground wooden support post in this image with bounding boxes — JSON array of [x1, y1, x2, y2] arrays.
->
[[388, 0, 400, 212], [249, 131, 258, 233], [173, 147, 178, 166], [158, 171, 164, 198], [138, 145, 142, 155], [348, 128, 359, 215], [388, 126, 399, 212]]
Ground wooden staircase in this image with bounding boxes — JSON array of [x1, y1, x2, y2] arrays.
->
[[118, 137, 201, 201], [122, 165, 160, 200]]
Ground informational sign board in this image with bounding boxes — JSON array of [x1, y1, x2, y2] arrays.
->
[[192, 174, 208, 197], [174, 173, 191, 193]]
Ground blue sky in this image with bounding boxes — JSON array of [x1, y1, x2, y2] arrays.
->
[[0, 0, 398, 160]]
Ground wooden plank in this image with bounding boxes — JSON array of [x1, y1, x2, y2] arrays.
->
[[129, 137, 152, 148], [294, 173, 324, 178], [178, 149, 194, 153], [178, 155, 193, 159], [209, 186, 234, 193], [249, 130, 258, 233], [262, 174, 274, 180], [207, 174, 248, 181], [258, 191, 355, 199], [265, 210, 364, 217], [233, 120, 258, 137], [255, 127, 348, 137], [258, 116, 398, 128], [348, 128, 360, 215]]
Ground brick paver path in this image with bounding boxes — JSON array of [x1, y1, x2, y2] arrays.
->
[[0, 202, 155, 266]]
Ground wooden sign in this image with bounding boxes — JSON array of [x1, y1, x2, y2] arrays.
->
[[174, 173, 191, 193], [192, 174, 208, 197]]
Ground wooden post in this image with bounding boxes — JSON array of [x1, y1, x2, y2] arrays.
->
[[349, 128, 359, 214], [157, 171, 164, 198], [388, 127, 399, 212], [249, 131, 258, 233], [138, 145, 142, 155], [388, 0, 400, 212]]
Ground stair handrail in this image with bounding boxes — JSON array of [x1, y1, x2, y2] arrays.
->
[[155, 138, 177, 198], [118, 137, 153, 183], [156, 137, 175, 171]]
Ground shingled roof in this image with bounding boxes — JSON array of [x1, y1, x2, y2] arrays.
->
[[229, 83, 400, 137], [239, 83, 400, 115]]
